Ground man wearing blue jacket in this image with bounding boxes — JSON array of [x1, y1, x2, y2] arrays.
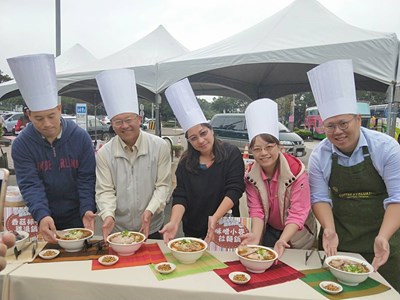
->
[[8, 54, 96, 243]]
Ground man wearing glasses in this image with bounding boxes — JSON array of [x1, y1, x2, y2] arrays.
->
[[307, 59, 400, 292], [95, 69, 172, 242]]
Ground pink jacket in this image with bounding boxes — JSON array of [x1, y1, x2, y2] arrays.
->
[[245, 152, 317, 249]]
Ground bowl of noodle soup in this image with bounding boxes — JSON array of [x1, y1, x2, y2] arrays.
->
[[167, 237, 207, 264], [325, 255, 373, 286], [235, 245, 278, 273], [56, 228, 94, 252], [107, 231, 145, 256]]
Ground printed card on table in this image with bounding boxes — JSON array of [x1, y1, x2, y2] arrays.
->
[[208, 216, 251, 252], [4, 206, 39, 237]]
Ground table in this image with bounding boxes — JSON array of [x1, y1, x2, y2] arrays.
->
[[0, 263, 22, 300], [6, 241, 400, 300]]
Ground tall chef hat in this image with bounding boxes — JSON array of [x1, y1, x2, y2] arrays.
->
[[307, 59, 357, 121], [165, 78, 207, 132], [7, 54, 58, 111], [245, 98, 279, 142], [96, 68, 138, 119]]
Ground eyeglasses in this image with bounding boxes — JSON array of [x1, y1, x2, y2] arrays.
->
[[251, 143, 277, 154], [323, 115, 356, 133], [112, 116, 137, 128], [188, 129, 209, 143]]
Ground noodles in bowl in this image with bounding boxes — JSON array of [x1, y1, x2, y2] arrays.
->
[[325, 255, 373, 286], [236, 245, 278, 273], [107, 231, 145, 256], [56, 228, 94, 252], [167, 238, 207, 264], [170, 239, 206, 252], [56, 229, 93, 240]]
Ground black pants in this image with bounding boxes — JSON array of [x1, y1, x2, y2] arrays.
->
[[148, 229, 162, 239], [262, 225, 283, 247]]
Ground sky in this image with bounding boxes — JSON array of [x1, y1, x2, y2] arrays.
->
[[1, 0, 400, 77]]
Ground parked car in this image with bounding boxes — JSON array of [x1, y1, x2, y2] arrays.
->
[[141, 121, 149, 130], [100, 115, 111, 125], [62, 115, 114, 142], [2, 112, 23, 135], [209, 113, 306, 157]]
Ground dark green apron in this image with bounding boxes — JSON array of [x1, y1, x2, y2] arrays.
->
[[319, 146, 400, 292]]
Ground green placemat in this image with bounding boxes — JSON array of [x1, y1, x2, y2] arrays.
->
[[150, 251, 227, 280], [301, 268, 390, 299]]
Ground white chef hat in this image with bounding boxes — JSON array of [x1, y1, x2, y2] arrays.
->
[[307, 59, 358, 121], [165, 78, 207, 132], [245, 98, 279, 142], [96, 69, 138, 119], [7, 54, 58, 111]]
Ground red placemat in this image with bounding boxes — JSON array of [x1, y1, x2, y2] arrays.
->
[[92, 243, 167, 270], [214, 260, 304, 292]]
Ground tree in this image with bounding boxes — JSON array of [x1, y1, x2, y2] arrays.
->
[[356, 91, 386, 105], [0, 70, 12, 83], [211, 96, 250, 113], [276, 92, 317, 128]]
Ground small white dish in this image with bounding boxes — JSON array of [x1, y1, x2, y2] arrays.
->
[[155, 262, 176, 274], [98, 255, 119, 266], [229, 271, 251, 284], [319, 281, 343, 294], [39, 249, 60, 260]]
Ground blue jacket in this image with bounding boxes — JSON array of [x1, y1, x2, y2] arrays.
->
[[11, 117, 96, 229]]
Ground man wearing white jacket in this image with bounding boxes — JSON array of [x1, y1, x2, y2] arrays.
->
[[95, 69, 172, 241]]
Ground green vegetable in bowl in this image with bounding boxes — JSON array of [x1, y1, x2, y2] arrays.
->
[[343, 264, 366, 273]]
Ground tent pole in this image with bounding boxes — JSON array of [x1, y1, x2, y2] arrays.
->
[[155, 94, 162, 137], [93, 92, 98, 149], [55, 0, 61, 57], [386, 82, 397, 138]]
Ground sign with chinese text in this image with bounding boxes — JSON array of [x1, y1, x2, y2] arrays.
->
[[4, 206, 38, 237], [208, 217, 251, 252]]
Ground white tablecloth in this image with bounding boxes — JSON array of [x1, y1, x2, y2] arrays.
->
[[6, 241, 400, 300], [0, 263, 22, 300]]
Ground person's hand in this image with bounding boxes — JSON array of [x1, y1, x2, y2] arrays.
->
[[82, 211, 96, 231], [159, 222, 179, 244], [204, 215, 218, 244], [274, 239, 290, 258], [102, 216, 115, 242], [0, 232, 16, 271], [322, 228, 338, 256], [39, 216, 57, 243], [372, 235, 390, 272], [140, 210, 153, 239], [240, 232, 260, 246]]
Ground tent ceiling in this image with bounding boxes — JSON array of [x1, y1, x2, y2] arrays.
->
[[186, 62, 389, 101]]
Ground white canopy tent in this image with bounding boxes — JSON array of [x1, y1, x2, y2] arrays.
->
[[157, 0, 399, 101], [0, 43, 97, 100], [55, 25, 189, 135], [56, 25, 189, 102]]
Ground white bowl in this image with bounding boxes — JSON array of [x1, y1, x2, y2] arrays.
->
[[56, 228, 94, 252], [319, 281, 343, 294], [229, 271, 251, 284], [167, 237, 208, 264], [3, 231, 29, 256], [98, 255, 119, 266], [155, 262, 176, 274], [39, 249, 60, 260], [106, 231, 145, 256], [235, 245, 278, 273], [325, 255, 373, 286]]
